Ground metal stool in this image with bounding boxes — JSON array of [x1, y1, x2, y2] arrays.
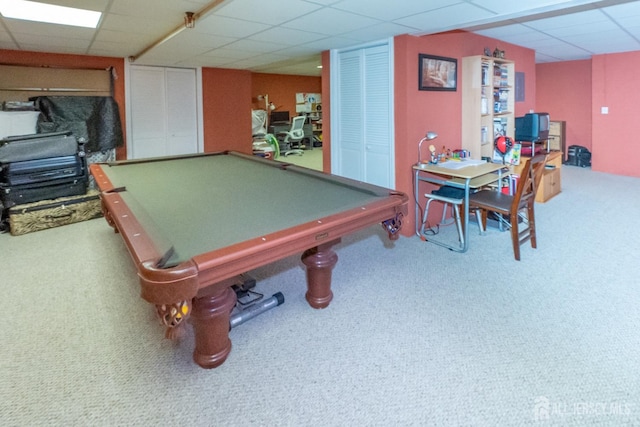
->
[[419, 192, 465, 251]]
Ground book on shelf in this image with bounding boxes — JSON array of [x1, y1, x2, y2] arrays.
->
[[493, 117, 507, 136], [481, 62, 490, 86], [493, 88, 510, 113]]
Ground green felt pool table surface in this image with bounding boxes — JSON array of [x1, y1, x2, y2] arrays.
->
[[95, 152, 393, 266]]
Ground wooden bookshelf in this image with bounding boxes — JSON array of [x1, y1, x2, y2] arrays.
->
[[462, 55, 515, 160]]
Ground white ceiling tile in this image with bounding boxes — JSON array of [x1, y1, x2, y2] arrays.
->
[[541, 21, 619, 38], [99, 13, 174, 34], [202, 47, 265, 60], [342, 22, 421, 42], [222, 38, 291, 54], [299, 35, 363, 51], [396, 3, 496, 32], [0, 30, 13, 41], [216, 0, 322, 25], [536, 50, 591, 62], [623, 24, 640, 40], [282, 7, 380, 35], [534, 42, 591, 56], [331, 0, 452, 21], [272, 45, 329, 57], [562, 28, 635, 44], [194, 15, 271, 38], [469, 0, 599, 16], [108, 0, 207, 19], [303, 0, 344, 6], [246, 27, 327, 45], [521, 37, 573, 50], [612, 15, 640, 29], [602, 1, 640, 19], [11, 32, 91, 50], [18, 42, 90, 55], [525, 10, 607, 31], [564, 31, 640, 53], [180, 55, 237, 68], [475, 24, 537, 39], [0, 39, 18, 49]]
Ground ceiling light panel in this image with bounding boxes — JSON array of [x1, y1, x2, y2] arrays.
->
[[0, 0, 101, 28]]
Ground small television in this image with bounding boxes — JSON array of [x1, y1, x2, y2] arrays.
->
[[515, 112, 550, 142], [270, 111, 290, 124]]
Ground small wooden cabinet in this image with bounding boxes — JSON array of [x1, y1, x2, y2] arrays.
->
[[537, 151, 562, 202], [547, 120, 566, 161], [512, 151, 562, 203]]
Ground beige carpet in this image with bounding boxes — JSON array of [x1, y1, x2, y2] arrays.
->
[[280, 147, 323, 171]]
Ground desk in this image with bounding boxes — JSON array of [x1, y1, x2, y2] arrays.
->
[[90, 152, 407, 368], [413, 160, 505, 252]]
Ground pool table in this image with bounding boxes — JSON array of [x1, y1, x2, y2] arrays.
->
[[90, 151, 408, 369]]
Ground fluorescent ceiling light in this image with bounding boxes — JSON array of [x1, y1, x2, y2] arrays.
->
[[0, 0, 101, 28]]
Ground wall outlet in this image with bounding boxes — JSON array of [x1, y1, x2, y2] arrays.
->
[[601, 106, 609, 114]]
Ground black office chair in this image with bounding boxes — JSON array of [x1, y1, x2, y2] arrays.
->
[[277, 116, 306, 156]]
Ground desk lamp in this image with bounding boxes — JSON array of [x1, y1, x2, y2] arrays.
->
[[257, 94, 276, 127], [418, 131, 438, 163]]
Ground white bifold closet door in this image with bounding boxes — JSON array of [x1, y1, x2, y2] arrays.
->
[[128, 66, 198, 159], [331, 40, 395, 189]]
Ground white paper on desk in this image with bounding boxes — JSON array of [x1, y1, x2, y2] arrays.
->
[[437, 159, 486, 169]]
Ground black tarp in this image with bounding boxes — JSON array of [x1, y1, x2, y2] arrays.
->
[[31, 96, 124, 153]]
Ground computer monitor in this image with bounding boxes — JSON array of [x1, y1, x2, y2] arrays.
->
[[270, 111, 290, 124], [515, 112, 550, 142]]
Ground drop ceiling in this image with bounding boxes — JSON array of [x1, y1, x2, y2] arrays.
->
[[1, 0, 640, 76]]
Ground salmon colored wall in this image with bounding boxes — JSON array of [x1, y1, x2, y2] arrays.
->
[[393, 31, 536, 237], [591, 52, 640, 177], [536, 60, 592, 159], [537, 52, 640, 178], [201, 67, 253, 154], [251, 73, 321, 119], [202, 70, 321, 155], [0, 49, 126, 158]]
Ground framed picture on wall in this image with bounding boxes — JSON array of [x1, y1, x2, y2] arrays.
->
[[418, 54, 457, 91]]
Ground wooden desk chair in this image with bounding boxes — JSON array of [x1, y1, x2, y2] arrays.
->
[[469, 154, 547, 260]]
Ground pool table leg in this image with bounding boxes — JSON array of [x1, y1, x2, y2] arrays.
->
[[190, 286, 237, 369], [302, 239, 340, 309]]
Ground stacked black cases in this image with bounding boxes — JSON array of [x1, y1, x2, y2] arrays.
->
[[1, 155, 84, 186], [0, 132, 88, 210]]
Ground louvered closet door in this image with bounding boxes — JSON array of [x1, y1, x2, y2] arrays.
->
[[129, 66, 198, 159], [336, 50, 364, 182], [332, 41, 394, 188], [165, 68, 198, 156]]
